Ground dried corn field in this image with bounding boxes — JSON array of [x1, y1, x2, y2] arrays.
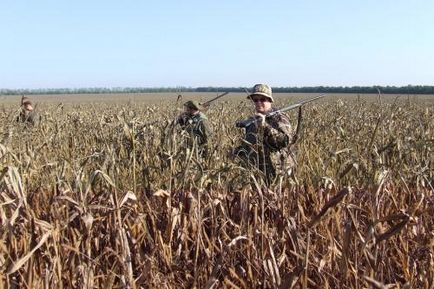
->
[[0, 93, 433, 289]]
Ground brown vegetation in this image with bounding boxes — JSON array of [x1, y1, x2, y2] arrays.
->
[[0, 94, 433, 288]]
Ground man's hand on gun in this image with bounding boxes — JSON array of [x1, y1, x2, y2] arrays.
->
[[255, 113, 266, 127]]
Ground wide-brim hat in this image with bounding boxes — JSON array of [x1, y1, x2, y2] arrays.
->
[[183, 100, 202, 111], [247, 83, 274, 102]]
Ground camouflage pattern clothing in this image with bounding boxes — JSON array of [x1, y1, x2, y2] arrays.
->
[[234, 109, 294, 181], [17, 110, 40, 126], [177, 112, 212, 157]]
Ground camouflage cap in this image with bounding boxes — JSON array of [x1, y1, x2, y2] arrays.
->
[[184, 100, 202, 111], [248, 84, 273, 102]]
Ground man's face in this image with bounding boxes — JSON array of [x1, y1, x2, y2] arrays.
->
[[184, 106, 198, 116], [251, 95, 272, 114], [23, 103, 33, 112]]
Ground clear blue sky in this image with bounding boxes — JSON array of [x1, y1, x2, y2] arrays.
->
[[1, 0, 433, 89]]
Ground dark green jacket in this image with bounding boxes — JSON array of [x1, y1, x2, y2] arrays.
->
[[178, 112, 212, 155]]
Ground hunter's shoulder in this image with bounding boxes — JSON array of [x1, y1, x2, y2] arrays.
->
[[269, 110, 290, 123]]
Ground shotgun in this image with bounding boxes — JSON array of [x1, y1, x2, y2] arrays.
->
[[236, 94, 325, 128], [201, 92, 229, 107]]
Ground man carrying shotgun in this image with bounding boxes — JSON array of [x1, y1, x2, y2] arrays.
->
[[176, 100, 212, 158], [174, 92, 228, 158], [234, 84, 325, 183], [233, 84, 295, 182]]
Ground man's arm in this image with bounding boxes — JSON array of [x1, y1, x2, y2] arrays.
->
[[177, 113, 189, 127], [263, 114, 292, 151]]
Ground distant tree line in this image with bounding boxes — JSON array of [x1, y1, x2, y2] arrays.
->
[[196, 85, 434, 94], [1, 85, 434, 95]]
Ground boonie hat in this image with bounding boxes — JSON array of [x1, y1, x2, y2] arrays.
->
[[184, 100, 202, 110], [248, 84, 273, 102]]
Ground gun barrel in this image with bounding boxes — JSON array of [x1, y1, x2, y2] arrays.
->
[[201, 92, 229, 106], [274, 94, 325, 115], [236, 94, 326, 128]]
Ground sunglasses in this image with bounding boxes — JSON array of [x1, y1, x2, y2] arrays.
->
[[252, 98, 269, 103]]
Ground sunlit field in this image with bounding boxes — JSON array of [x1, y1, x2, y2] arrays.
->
[[1, 93, 433, 288]]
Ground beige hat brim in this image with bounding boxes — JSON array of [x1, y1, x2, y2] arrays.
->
[[247, 92, 274, 103]]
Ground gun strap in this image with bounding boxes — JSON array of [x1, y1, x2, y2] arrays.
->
[[291, 106, 303, 145]]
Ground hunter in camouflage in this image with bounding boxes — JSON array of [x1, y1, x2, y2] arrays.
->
[[176, 100, 212, 157], [17, 96, 40, 126], [234, 84, 295, 182]]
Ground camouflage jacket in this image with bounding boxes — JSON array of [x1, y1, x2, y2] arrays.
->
[[17, 110, 40, 126], [235, 109, 294, 180], [177, 112, 212, 154]]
